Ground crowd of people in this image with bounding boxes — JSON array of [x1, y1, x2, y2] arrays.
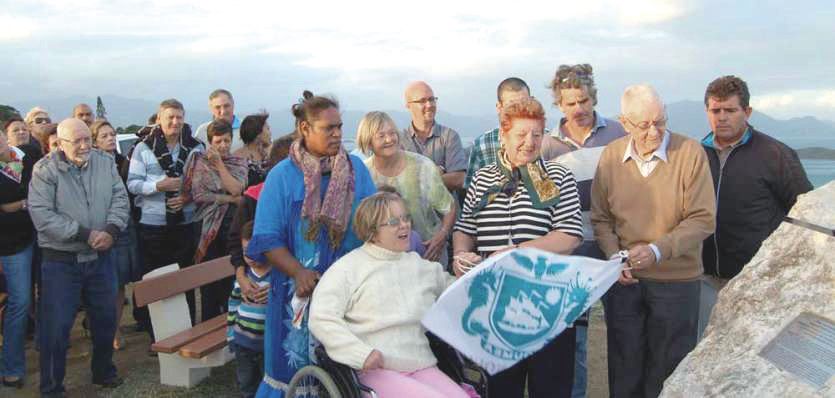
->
[[0, 66, 814, 398]]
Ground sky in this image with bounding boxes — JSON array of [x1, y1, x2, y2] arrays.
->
[[2, 0, 834, 122]]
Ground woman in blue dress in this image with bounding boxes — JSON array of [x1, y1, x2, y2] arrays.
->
[[247, 91, 376, 397]]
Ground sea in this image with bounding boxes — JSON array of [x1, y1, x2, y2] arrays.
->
[[347, 134, 835, 188], [783, 137, 835, 188]]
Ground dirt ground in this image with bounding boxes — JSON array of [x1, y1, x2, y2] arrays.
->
[[6, 300, 609, 398]]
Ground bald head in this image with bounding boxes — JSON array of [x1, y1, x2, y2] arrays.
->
[[404, 81, 432, 101], [57, 118, 92, 166], [620, 84, 663, 119], [57, 118, 90, 139], [404, 81, 437, 129]]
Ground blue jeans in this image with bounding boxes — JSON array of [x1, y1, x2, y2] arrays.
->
[[570, 240, 603, 398], [234, 343, 264, 398], [0, 243, 33, 378], [39, 252, 118, 395]]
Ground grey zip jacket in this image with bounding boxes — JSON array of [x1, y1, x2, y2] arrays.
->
[[28, 149, 130, 263]]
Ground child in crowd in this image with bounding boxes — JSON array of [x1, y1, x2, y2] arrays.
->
[[227, 221, 271, 398]]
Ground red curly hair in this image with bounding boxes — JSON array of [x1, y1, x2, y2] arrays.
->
[[499, 97, 546, 133]]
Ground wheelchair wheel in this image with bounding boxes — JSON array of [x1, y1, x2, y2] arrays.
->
[[287, 365, 343, 398]]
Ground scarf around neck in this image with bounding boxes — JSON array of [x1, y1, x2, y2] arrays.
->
[[185, 152, 248, 263], [474, 149, 561, 212], [289, 139, 355, 248], [142, 124, 201, 225]]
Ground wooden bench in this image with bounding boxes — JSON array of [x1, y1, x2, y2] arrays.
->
[[133, 256, 236, 387]]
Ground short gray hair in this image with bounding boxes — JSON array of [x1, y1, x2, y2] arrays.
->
[[620, 84, 663, 119], [209, 89, 234, 102]]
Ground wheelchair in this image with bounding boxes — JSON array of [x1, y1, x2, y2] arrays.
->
[[286, 333, 489, 398]]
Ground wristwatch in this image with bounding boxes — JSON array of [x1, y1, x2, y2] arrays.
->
[[21, 200, 28, 211]]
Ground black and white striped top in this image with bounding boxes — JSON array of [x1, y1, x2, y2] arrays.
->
[[454, 160, 583, 256]]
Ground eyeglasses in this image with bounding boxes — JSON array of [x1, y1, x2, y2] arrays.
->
[[623, 116, 668, 132], [34, 117, 51, 124], [408, 97, 438, 106], [59, 137, 92, 147], [378, 214, 412, 228]]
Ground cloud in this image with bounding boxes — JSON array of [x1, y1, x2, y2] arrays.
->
[[4, 0, 835, 123], [752, 89, 835, 121], [0, 15, 36, 40]]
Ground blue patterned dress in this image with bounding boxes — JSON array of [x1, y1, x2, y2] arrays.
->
[[247, 155, 375, 398]]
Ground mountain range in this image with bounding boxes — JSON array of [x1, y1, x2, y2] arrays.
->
[[6, 95, 835, 151]]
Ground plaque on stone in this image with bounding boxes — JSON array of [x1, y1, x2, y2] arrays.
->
[[759, 312, 835, 390]]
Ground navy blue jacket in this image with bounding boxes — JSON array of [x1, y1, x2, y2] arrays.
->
[[701, 127, 812, 278]]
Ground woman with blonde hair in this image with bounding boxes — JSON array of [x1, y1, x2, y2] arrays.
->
[[357, 111, 455, 265], [310, 192, 467, 398]]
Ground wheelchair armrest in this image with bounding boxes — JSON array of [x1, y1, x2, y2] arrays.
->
[[315, 345, 378, 398]]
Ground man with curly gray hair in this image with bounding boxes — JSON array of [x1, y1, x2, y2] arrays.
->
[[546, 64, 626, 398]]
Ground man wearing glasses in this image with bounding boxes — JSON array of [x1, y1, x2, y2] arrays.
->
[[400, 81, 467, 192], [590, 85, 715, 398], [28, 118, 130, 396]]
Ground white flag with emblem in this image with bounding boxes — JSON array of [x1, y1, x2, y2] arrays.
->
[[422, 247, 623, 375]]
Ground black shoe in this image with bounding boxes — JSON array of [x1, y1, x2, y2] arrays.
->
[[93, 376, 123, 389], [2, 377, 24, 388]]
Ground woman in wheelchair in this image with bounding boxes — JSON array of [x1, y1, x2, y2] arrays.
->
[[309, 192, 469, 398]]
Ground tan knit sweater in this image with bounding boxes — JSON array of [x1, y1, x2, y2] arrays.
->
[[590, 133, 716, 281], [309, 243, 456, 371]]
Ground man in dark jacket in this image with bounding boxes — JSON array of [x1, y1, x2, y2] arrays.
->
[[698, 75, 813, 338]]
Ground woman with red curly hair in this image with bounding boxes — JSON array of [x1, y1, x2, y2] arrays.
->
[[452, 97, 584, 397]]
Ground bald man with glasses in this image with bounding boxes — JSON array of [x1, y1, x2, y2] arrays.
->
[[399, 81, 467, 192], [28, 118, 129, 396]]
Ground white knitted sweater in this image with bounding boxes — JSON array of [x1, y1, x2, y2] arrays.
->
[[309, 243, 455, 371]]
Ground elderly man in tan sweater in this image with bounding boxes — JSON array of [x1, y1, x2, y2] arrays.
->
[[591, 84, 715, 398]]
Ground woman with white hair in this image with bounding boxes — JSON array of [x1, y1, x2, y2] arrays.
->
[[357, 111, 456, 265], [309, 192, 467, 398]]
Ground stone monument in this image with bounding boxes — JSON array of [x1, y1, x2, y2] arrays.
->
[[661, 182, 835, 397]]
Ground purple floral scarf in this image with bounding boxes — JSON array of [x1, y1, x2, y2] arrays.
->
[[289, 139, 355, 248]]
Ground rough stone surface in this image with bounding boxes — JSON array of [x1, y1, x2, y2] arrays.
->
[[662, 182, 835, 397]]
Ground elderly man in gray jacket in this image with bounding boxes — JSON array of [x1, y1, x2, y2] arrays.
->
[[28, 118, 129, 397]]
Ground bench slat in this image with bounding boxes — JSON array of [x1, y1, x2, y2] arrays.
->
[[150, 313, 228, 354], [178, 327, 229, 359], [134, 256, 235, 307]]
